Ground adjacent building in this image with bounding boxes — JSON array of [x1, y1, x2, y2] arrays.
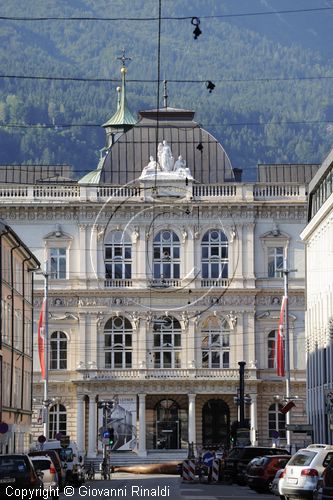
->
[[0, 63, 314, 457], [0, 222, 40, 453], [301, 146, 333, 443]]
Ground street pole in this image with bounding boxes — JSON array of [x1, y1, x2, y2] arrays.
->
[[283, 250, 291, 448], [43, 261, 49, 440]]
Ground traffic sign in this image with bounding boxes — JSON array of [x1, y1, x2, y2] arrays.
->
[[38, 435, 46, 443]]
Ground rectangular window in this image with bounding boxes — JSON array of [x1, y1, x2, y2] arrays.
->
[[50, 248, 66, 279], [268, 247, 284, 278]]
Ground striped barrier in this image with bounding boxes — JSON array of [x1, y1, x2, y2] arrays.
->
[[182, 460, 196, 482], [211, 458, 220, 483]]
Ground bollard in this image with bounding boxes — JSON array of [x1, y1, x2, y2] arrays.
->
[[182, 459, 196, 482], [211, 458, 220, 483]]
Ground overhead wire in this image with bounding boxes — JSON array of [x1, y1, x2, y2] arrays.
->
[[0, 6, 333, 21]]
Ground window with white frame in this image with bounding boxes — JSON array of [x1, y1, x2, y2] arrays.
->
[[48, 404, 67, 439], [201, 317, 230, 368], [268, 330, 277, 368], [104, 316, 132, 368], [104, 231, 131, 279], [268, 403, 286, 439], [153, 230, 180, 279], [50, 247, 66, 279], [153, 316, 181, 368], [268, 247, 284, 278], [201, 230, 228, 279], [50, 331, 67, 370]]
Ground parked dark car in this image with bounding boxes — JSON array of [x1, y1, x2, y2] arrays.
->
[[223, 446, 290, 484], [0, 454, 43, 496], [319, 454, 333, 500], [246, 454, 290, 492], [29, 450, 64, 490]]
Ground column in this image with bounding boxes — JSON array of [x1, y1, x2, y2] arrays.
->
[[89, 225, 99, 281], [76, 396, 85, 455], [78, 225, 87, 279], [186, 319, 196, 369], [78, 313, 87, 366], [138, 394, 147, 456], [188, 394, 196, 446], [250, 394, 258, 446], [87, 396, 97, 457]]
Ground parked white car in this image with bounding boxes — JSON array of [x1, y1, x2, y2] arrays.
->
[[30, 455, 59, 497], [281, 445, 333, 500], [271, 468, 286, 498]]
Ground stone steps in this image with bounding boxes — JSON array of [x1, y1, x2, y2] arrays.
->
[[85, 450, 187, 467]]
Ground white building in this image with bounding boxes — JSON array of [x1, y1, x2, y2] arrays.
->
[[301, 147, 333, 443], [0, 64, 313, 457]]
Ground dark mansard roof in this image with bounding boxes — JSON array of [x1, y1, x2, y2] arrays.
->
[[98, 107, 235, 185]]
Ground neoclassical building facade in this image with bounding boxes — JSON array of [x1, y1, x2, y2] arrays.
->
[[0, 65, 313, 457]]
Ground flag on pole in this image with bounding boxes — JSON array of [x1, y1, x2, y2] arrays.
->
[[38, 299, 46, 379], [277, 295, 287, 377]]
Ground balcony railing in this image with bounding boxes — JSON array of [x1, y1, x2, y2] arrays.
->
[[0, 182, 306, 203], [104, 279, 133, 288], [148, 278, 181, 288], [200, 278, 230, 288], [79, 368, 258, 381]]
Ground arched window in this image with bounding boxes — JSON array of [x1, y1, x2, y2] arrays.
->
[[153, 230, 180, 279], [49, 404, 66, 439], [104, 316, 132, 368], [153, 316, 181, 368], [104, 231, 131, 280], [268, 403, 286, 439], [50, 331, 67, 370], [201, 317, 230, 368], [201, 230, 228, 280]]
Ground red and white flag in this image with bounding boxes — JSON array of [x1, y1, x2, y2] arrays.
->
[[277, 295, 287, 377], [38, 299, 46, 379]]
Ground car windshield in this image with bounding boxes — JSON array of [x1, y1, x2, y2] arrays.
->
[[288, 451, 316, 466], [0, 457, 27, 473], [31, 459, 51, 471]]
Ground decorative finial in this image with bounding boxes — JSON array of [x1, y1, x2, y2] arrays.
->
[[163, 80, 168, 108], [117, 48, 132, 68]]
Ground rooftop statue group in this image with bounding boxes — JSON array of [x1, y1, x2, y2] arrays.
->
[[140, 140, 192, 178]]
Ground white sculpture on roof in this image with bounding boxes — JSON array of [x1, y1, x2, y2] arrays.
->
[[158, 140, 174, 172], [139, 141, 193, 180]]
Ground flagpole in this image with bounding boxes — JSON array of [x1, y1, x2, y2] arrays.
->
[[43, 261, 49, 440], [283, 249, 291, 448]]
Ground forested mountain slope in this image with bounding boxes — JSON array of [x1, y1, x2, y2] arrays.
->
[[0, 0, 332, 180]]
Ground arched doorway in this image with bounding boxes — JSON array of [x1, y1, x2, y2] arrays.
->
[[202, 399, 230, 448], [155, 399, 180, 450]]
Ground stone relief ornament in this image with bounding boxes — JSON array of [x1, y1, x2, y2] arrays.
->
[[226, 311, 237, 330]]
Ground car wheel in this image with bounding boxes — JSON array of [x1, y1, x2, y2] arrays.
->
[[279, 496, 285, 500]]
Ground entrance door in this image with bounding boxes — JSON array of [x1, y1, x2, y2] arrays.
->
[[156, 420, 179, 449], [202, 399, 230, 448], [155, 399, 180, 449]]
